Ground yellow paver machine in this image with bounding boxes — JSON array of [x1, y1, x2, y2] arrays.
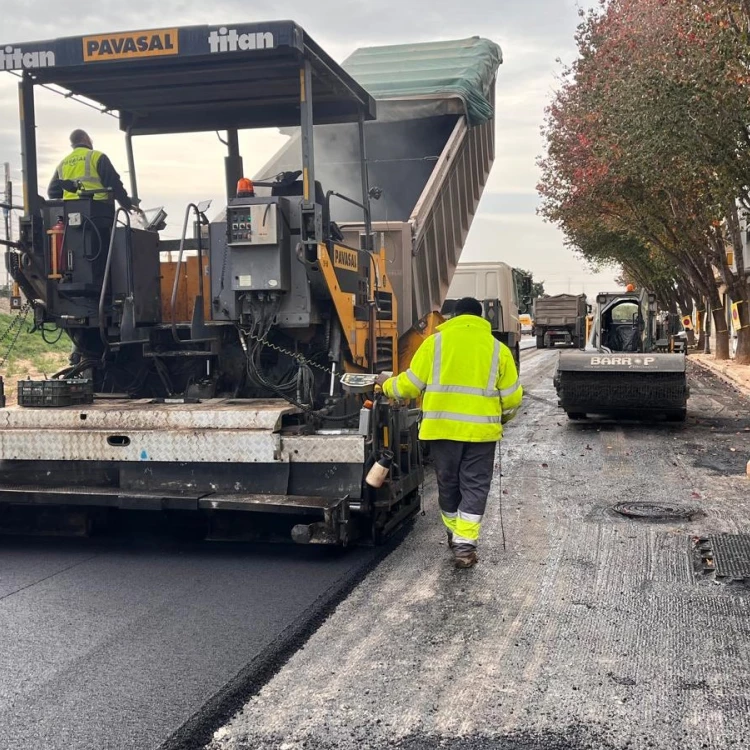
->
[[0, 23, 502, 542]]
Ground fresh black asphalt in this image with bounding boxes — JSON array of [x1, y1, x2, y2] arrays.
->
[[0, 536, 377, 750]]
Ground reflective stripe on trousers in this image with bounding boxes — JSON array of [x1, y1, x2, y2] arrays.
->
[[441, 510, 457, 534], [454, 510, 482, 545], [443, 511, 482, 547]]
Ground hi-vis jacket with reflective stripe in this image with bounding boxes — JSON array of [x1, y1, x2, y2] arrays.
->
[[383, 315, 523, 442], [56, 147, 107, 201]]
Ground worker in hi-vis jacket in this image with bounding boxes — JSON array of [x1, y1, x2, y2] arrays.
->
[[48, 129, 137, 212], [378, 297, 523, 568]]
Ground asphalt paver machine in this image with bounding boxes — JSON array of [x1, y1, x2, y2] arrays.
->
[[554, 289, 689, 421], [0, 23, 502, 543], [0, 22, 427, 544]]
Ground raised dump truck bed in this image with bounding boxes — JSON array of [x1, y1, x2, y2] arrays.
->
[[256, 37, 501, 335]]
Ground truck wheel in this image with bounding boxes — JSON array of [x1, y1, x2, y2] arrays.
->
[[536, 334, 545, 349]]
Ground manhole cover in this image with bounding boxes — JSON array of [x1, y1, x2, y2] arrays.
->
[[612, 502, 699, 521]]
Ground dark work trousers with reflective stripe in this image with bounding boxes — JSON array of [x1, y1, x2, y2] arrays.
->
[[429, 440, 497, 554]]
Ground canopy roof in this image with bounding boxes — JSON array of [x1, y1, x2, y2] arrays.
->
[[0, 21, 376, 134], [342, 37, 502, 125]]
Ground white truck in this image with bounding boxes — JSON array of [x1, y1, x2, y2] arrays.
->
[[442, 261, 526, 367]]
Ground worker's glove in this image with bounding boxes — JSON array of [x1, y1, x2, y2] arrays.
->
[[375, 372, 391, 387]]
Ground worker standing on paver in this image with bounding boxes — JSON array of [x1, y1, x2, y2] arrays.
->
[[48, 129, 136, 212], [378, 297, 523, 568]]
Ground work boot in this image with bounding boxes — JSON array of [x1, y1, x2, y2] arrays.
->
[[454, 549, 478, 569]]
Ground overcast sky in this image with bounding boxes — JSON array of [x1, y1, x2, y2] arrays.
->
[[0, 0, 616, 296]]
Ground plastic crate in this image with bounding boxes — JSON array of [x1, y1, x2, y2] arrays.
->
[[17, 379, 94, 408]]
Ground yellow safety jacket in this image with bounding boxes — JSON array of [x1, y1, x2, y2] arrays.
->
[[56, 147, 107, 201], [383, 315, 523, 442]]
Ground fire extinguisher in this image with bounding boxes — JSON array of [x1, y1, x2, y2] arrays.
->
[[47, 216, 65, 280]]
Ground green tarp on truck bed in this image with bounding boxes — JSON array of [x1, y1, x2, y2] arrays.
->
[[342, 37, 502, 126]]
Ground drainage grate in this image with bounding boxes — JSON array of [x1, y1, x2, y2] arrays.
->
[[697, 535, 750, 581], [612, 502, 699, 521]]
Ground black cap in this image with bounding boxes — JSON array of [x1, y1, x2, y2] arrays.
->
[[454, 297, 483, 317]]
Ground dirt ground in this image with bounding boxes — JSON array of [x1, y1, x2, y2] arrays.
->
[[693, 352, 750, 397]]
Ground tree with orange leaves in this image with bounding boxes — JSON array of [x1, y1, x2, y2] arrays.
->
[[539, 0, 750, 361]]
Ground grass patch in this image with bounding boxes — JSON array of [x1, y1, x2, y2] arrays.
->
[[0, 311, 71, 378]]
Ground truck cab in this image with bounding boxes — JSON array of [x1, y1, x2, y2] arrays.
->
[[441, 261, 522, 366]]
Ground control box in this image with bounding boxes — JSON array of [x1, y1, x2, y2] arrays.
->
[[228, 203, 278, 246], [220, 197, 291, 295]]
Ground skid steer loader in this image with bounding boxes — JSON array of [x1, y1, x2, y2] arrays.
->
[[553, 289, 689, 421]]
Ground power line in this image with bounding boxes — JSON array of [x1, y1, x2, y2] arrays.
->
[[8, 71, 118, 118]]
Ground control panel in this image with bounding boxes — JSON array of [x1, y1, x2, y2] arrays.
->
[[340, 372, 392, 394], [228, 203, 278, 246]]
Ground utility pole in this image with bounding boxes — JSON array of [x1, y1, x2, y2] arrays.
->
[[3, 163, 10, 293]]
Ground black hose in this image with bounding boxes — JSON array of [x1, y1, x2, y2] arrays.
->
[[316, 408, 362, 423], [82, 214, 104, 262], [41, 324, 65, 345]]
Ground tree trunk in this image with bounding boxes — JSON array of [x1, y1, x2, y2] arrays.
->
[[696, 307, 707, 351], [685, 328, 696, 347], [711, 306, 730, 360], [735, 301, 750, 365], [736, 327, 750, 365]]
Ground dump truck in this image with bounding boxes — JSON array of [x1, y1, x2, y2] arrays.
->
[[554, 289, 689, 421], [0, 23, 501, 543], [533, 293, 587, 349], [441, 261, 526, 367]]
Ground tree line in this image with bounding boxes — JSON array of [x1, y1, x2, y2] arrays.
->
[[538, 0, 750, 362]]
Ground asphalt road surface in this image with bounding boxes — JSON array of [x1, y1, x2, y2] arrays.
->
[[520, 335, 537, 351], [0, 533, 380, 749], [209, 349, 750, 750]]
